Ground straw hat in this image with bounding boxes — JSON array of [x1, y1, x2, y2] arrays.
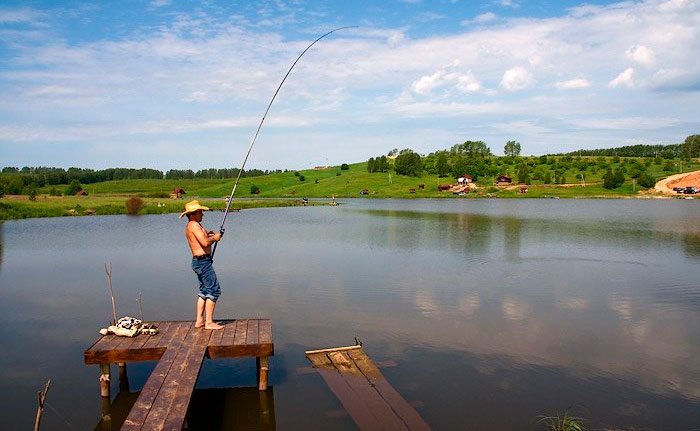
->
[[179, 200, 210, 218]]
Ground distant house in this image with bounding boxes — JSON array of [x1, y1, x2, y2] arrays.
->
[[457, 174, 473, 185], [496, 175, 512, 185], [313, 166, 330, 170], [75, 189, 88, 196], [170, 188, 186, 199]]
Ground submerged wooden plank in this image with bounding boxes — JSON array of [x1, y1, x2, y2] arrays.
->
[[307, 346, 432, 431]]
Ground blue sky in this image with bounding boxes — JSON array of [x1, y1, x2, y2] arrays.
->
[[0, 0, 698, 170]]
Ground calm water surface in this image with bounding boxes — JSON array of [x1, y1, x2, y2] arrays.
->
[[0, 199, 699, 430]]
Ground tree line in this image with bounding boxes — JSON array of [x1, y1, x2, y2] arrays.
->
[[164, 168, 282, 180], [562, 135, 699, 158]]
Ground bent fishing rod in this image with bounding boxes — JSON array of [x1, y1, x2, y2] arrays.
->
[[211, 26, 356, 258]]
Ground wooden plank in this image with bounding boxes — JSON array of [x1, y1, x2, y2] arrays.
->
[[305, 345, 362, 355], [347, 349, 432, 431], [160, 330, 212, 431], [246, 319, 259, 345], [307, 352, 382, 431], [142, 322, 172, 349], [328, 352, 408, 431], [233, 320, 248, 345], [219, 320, 237, 346], [206, 344, 274, 359], [259, 319, 272, 344], [140, 328, 209, 431], [308, 347, 432, 431], [208, 321, 228, 346], [120, 347, 179, 431]]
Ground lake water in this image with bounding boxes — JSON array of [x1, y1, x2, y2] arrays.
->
[[0, 199, 699, 430]]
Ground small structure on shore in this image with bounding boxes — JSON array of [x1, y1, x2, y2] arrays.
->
[[457, 174, 473, 185], [170, 188, 186, 199], [496, 175, 512, 185], [75, 189, 88, 196]]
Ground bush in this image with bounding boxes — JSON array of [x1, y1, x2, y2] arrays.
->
[[638, 172, 656, 188], [294, 171, 300, 177], [125, 196, 145, 215], [0, 184, 4, 198], [299, 175, 305, 182], [250, 185, 260, 194], [65, 179, 82, 196], [340, 163, 349, 170], [49, 187, 62, 196], [336, 172, 341, 176]]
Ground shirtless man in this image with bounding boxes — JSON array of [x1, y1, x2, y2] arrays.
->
[[180, 200, 224, 330]]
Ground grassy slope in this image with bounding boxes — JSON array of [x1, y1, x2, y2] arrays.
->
[[3, 157, 696, 221], [41, 159, 698, 199]]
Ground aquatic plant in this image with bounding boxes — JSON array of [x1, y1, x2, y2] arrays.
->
[[537, 412, 586, 431]]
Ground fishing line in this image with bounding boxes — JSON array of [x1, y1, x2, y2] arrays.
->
[[211, 25, 357, 258]]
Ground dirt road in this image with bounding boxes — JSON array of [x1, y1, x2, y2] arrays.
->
[[654, 170, 700, 194]]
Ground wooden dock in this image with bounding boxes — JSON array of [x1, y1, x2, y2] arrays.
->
[[305, 345, 432, 431], [85, 319, 273, 431]]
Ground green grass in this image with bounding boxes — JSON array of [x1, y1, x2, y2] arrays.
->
[[0, 196, 310, 221], [4, 157, 696, 221]]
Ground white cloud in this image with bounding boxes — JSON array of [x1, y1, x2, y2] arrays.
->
[[500, 66, 534, 91], [555, 78, 591, 89], [150, 0, 172, 7], [0, 7, 44, 24], [626, 45, 654, 66], [496, 0, 519, 9], [460, 12, 498, 26], [411, 62, 482, 95], [608, 68, 635, 88]]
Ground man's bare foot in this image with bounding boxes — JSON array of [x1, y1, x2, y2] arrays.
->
[[204, 322, 223, 330], [195, 322, 204, 328]]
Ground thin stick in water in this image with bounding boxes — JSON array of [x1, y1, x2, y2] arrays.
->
[[137, 292, 144, 321], [34, 379, 51, 431], [105, 262, 117, 325]]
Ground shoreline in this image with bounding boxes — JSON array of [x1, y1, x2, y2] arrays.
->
[[1, 192, 695, 222]]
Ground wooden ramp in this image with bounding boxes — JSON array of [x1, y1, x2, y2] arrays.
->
[[305, 345, 431, 431], [85, 319, 273, 431]]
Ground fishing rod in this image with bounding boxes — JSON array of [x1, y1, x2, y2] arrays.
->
[[211, 26, 357, 258]]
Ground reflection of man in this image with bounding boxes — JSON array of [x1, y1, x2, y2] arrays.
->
[[180, 200, 224, 330]]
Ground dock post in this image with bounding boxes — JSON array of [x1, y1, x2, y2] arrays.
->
[[99, 363, 112, 427], [118, 362, 129, 392], [257, 356, 269, 391]]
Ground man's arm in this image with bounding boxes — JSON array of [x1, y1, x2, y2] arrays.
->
[[190, 223, 221, 248]]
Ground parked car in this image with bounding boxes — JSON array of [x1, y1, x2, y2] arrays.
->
[[683, 187, 698, 194], [673, 187, 685, 192]]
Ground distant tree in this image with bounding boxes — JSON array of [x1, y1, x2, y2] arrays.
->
[[65, 179, 82, 196], [662, 161, 674, 172], [299, 175, 305, 182], [28, 187, 37, 201], [451, 156, 468, 178], [638, 172, 656, 188], [539, 155, 548, 164], [394, 151, 422, 176], [451, 140, 491, 157], [367, 157, 376, 173], [250, 185, 260, 194], [604, 167, 625, 189], [388, 148, 398, 157], [659, 149, 674, 159], [340, 163, 349, 170], [543, 171, 552, 184], [504, 140, 521, 157], [294, 171, 300, 176], [125, 196, 144, 215], [49, 187, 61, 196], [653, 156, 663, 165], [517, 164, 530, 184], [0, 183, 5, 198], [682, 134, 700, 158], [436, 153, 449, 177]]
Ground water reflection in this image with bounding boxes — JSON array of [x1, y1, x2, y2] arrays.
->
[[0, 222, 4, 270], [0, 200, 699, 431], [95, 386, 276, 431]]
